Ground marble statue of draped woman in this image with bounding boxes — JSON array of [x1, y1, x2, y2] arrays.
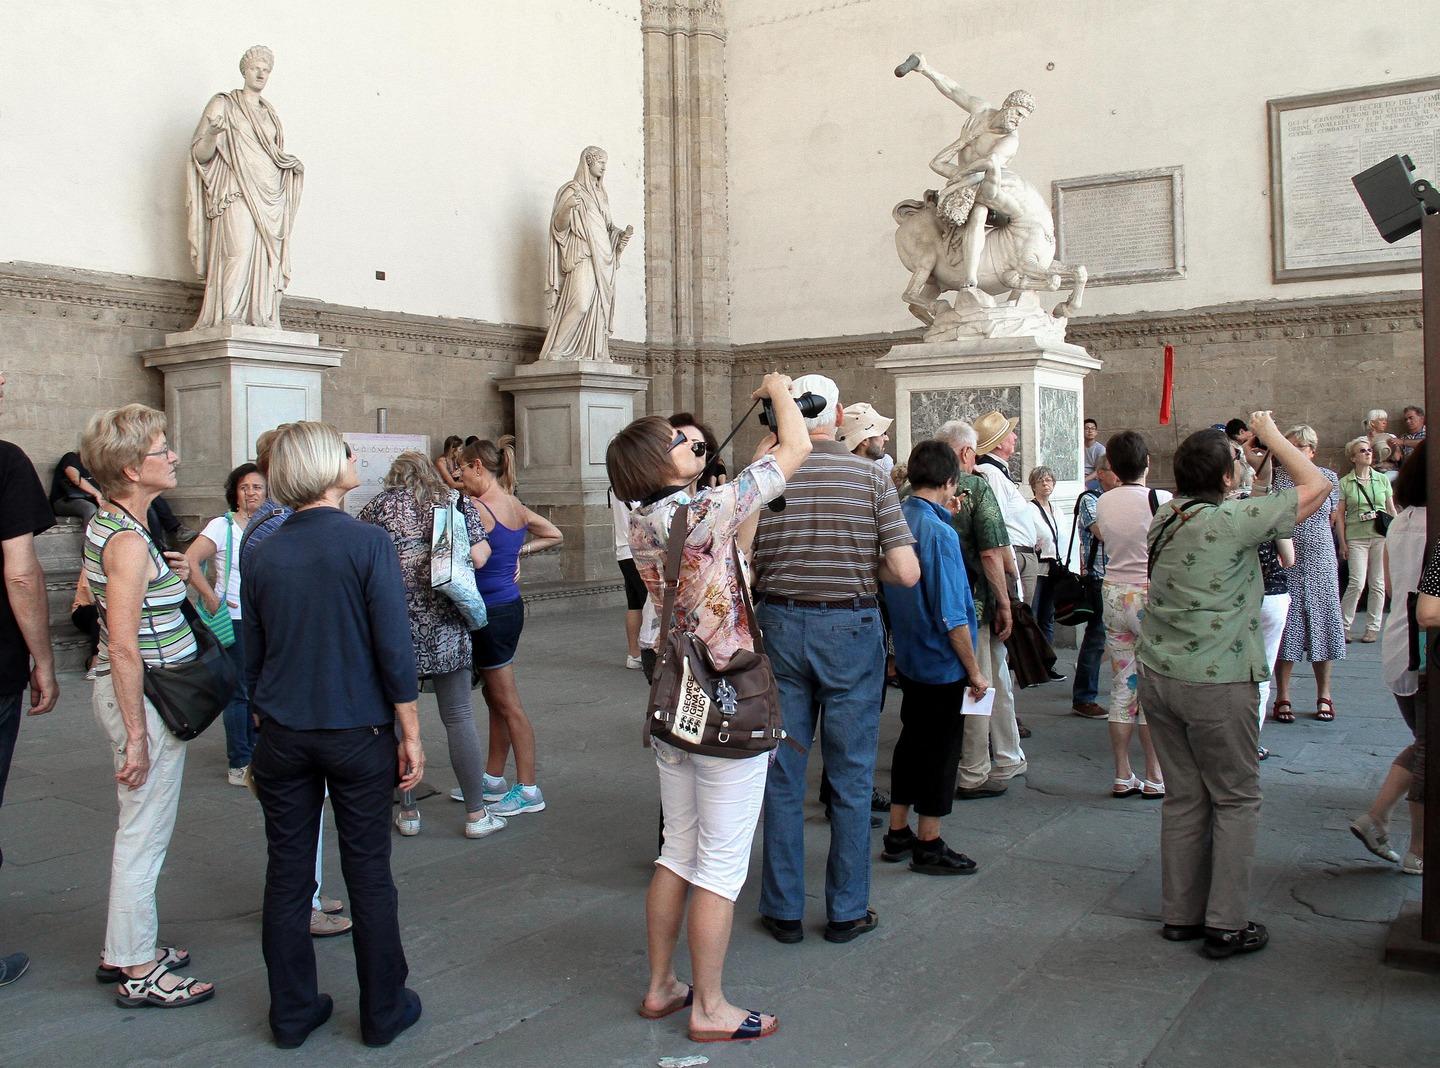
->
[[186, 46, 304, 330], [538, 146, 632, 361]]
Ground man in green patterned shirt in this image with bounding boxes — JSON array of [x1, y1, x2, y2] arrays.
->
[[936, 421, 1017, 798], [1137, 411, 1330, 961]]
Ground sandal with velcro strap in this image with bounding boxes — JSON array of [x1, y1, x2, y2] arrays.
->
[[96, 946, 189, 984], [114, 962, 215, 1009]]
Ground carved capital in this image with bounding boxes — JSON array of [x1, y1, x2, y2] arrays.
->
[[641, 0, 725, 38]]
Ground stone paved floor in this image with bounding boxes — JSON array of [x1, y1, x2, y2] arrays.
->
[[1, 606, 1437, 1067]]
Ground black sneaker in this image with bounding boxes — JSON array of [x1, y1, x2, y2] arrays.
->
[[881, 826, 916, 862], [909, 838, 978, 876], [1201, 921, 1269, 959], [760, 915, 804, 944]]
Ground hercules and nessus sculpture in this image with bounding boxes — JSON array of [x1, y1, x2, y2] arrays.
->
[[893, 53, 1086, 343]]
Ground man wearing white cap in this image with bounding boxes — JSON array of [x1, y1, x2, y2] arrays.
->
[[751, 374, 920, 946], [836, 403, 896, 480]]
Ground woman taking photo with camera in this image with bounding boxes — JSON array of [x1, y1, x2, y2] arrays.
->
[[609, 373, 809, 1044]]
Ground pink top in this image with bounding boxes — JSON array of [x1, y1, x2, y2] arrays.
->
[[1095, 484, 1172, 586], [628, 456, 785, 669]]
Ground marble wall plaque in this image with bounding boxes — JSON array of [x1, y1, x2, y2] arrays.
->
[[1053, 168, 1184, 285], [1269, 78, 1440, 281], [1037, 386, 1080, 482], [909, 385, 1021, 481]]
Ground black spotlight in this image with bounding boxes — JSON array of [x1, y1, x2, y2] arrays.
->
[[1352, 154, 1425, 244]]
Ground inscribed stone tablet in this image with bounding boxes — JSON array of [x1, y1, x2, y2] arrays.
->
[[1053, 169, 1184, 285], [1269, 79, 1440, 280]]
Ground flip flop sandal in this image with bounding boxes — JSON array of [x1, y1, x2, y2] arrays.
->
[[689, 1010, 779, 1043], [1141, 779, 1166, 799], [1272, 701, 1295, 724], [637, 984, 693, 1020], [114, 963, 215, 1009], [1112, 774, 1142, 798], [1315, 698, 1336, 721], [96, 947, 190, 984]]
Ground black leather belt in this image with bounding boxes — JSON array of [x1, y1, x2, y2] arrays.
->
[[758, 594, 879, 610]]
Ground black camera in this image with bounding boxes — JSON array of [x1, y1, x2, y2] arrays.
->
[[758, 391, 827, 431]]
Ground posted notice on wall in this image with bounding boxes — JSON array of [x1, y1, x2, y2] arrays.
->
[[343, 432, 430, 516]]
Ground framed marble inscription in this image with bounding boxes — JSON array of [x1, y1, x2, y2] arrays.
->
[[909, 385, 1021, 481], [1053, 168, 1184, 285], [1037, 387, 1080, 482], [1269, 78, 1440, 281]]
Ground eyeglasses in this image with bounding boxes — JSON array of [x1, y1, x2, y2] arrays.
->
[[1355, 447, 1372, 454], [143, 444, 175, 459], [669, 431, 707, 457]]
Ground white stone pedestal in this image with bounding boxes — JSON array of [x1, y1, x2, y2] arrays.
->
[[140, 326, 344, 518], [876, 336, 1102, 507], [496, 360, 650, 582]]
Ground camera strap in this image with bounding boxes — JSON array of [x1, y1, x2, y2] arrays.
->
[[694, 396, 764, 488]]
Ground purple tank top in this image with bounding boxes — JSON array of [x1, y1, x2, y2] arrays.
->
[[474, 500, 525, 605]]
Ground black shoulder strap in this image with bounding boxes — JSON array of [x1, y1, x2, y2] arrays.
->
[[1148, 488, 1160, 516], [1146, 499, 1216, 579]]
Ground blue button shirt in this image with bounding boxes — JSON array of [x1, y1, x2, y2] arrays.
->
[[884, 495, 977, 685]]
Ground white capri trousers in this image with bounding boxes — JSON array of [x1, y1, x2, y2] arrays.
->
[[1256, 593, 1291, 728], [653, 740, 768, 902], [93, 673, 188, 968]]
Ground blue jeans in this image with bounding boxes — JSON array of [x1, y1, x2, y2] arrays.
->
[[1072, 613, 1106, 705], [223, 627, 256, 768], [757, 601, 885, 925], [0, 691, 19, 870]]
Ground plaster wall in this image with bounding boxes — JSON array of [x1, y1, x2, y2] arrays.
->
[[0, 0, 646, 341], [725, 0, 1433, 343]]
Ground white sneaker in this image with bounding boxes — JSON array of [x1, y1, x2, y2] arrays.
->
[[490, 783, 546, 816], [482, 774, 509, 803], [625, 655, 643, 670], [464, 811, 507, 839], [449, 787, 465, 803], [394, 809, 421, 836], [1402, 852, 1424, 875], [227, 767, 249, 787]]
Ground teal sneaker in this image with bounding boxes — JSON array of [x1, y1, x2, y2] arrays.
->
[[490, 783, 546, 816]]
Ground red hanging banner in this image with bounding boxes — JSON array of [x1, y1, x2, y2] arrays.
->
[[1159, 343, 1175, 425]]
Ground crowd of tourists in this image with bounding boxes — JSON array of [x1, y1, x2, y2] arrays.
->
[[0, 363, 1429, 1049]]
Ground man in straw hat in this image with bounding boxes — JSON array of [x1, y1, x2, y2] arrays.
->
[[750, 374, 920, 946]]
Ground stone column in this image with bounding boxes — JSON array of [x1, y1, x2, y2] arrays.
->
[[140, 324, 344, 519], [496, 361, 650, 583], [642, 0, 733, 436]]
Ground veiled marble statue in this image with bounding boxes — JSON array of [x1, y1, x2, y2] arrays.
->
[[893, 53, 1086, 343], [187, 46, 304, 331], [538, 146, 634, 362]]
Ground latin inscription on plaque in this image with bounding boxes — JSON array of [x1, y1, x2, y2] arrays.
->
[[1270, 79, 1440, 280], [1054, 168, 1184, 285]]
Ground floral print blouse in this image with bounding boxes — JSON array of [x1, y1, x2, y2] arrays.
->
[[359, 487, 488, 677], [628, 456, 785, 669]]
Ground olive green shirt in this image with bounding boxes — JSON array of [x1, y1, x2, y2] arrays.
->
[[1138, 488, 1298, 683], [948, 471, 1011, 624]]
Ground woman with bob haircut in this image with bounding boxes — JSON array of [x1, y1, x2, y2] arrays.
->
[[185, 461, 267, 785], [1271, 424, 1346, 722], [612, 373, 809, 1044], [360, 451, 505, 840], [1138, 412, 1330, 960], [244, 421, 424, 1049], [81, 404, 214, 1007]]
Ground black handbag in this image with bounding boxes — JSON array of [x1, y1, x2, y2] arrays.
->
[[101, 507, 237, 741], [1049, 492, 1103, 627]]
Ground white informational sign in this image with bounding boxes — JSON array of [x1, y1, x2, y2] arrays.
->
[[343, 432, 430, 516]]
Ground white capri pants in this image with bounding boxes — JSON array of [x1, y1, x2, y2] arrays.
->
[[1256, 593, 1291, 728], [653, 740, 768, 902]]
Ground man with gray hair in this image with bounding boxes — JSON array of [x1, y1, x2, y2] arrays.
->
[[750, 374, 920, 945], [934, 419, 1025, 795]]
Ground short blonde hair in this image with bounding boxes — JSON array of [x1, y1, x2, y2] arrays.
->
[[1346, 436, 1373, 461], [1285, 424, 1318, 450], [384, 450, 447, 507], [266, 421, 348, 509], [81, 403, 167, 497]]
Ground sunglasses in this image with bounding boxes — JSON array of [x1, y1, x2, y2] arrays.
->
[[669, 431, 707, 457], [344, 443, 353, 459]]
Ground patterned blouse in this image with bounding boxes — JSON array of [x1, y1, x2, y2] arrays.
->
[[628, 456, 785, 669], [84, 510, 197, 669], [359, 487, 488, 677]]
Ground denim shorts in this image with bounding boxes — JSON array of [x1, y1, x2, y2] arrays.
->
[[472, 599, 525, 671]]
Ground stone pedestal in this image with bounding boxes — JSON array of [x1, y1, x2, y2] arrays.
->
[[140, 326, 344, 518], [876, 336, 1102, 507], [496, 360, 650, 583]]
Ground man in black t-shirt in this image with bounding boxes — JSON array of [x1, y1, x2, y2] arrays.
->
[[0, 371, 58, 988]]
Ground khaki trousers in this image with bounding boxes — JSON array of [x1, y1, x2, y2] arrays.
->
[[958, 625, 1028, 788], [1138, 666, 1261, 931]]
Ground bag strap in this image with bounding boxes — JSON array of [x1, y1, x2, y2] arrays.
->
[[1146, 499, 1216, 579], [1062, 493, 1092, 569], [656, 502, 690, 650], [1355, 474, 1380, 512], [1148, 488, 1160, 516]]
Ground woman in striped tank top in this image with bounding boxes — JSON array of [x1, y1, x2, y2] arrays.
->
[[81, 404, 215, 1008]]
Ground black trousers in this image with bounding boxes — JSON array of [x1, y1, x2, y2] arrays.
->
[[890, 676, 967, 817], [252, 719, 409, 1041]]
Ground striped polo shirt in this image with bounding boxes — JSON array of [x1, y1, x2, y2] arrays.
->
[[84, 510, 198, 669], [751, 439, 914, 600]]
